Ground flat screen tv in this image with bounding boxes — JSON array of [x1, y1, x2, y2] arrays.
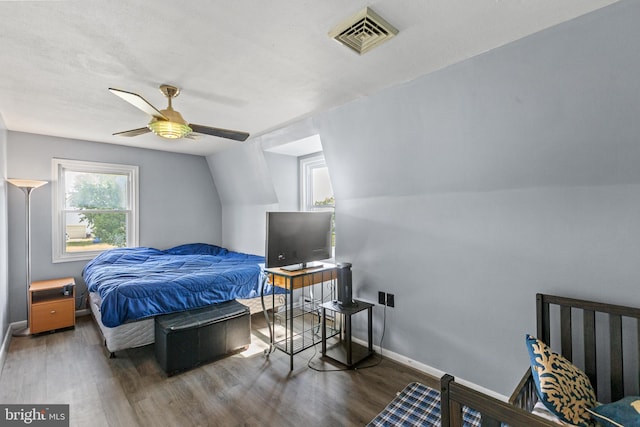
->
[[265, 211, 333, 271]]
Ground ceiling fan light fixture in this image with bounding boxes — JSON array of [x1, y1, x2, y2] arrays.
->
[[148, 120, 192, 139], [110, 85, 249, 141]]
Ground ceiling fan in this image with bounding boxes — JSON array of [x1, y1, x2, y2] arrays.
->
[[109, 84, 250, 142]]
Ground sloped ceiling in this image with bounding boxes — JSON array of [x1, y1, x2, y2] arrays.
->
[[0, 0, 619, 156]]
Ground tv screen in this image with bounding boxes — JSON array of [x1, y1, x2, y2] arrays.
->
[[265, 211, 333, 270]]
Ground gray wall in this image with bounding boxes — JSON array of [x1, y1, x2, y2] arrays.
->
[[209, 0, 640, 395], [0, 115, 8, 340], [206, 142, 283, 255], [263, 152, 299, 212], [6, 132, 222, 324]]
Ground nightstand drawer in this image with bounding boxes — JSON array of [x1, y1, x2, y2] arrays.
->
[[30, 299, 75, 333]]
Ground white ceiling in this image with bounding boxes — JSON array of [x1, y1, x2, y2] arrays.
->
[[0, 0, 619, 157]]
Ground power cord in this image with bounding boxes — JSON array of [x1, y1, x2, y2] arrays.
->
[[353, 303, 386, 370], [307, 302, 387, 372], [77, 290, 88, 310]]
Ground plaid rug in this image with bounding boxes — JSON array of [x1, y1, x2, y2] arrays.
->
[[367, 382, 481, 427]]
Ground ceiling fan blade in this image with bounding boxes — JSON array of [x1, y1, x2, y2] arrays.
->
[[190, 123, 249, 142], [113, 127, 151, 137], [109, 88, 168, 120]]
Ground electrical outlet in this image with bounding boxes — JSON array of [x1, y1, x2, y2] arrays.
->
[[386, 293, 395, 308], [378, 291, 386, 305]]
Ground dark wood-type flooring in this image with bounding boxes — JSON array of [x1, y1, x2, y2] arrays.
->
[[0, 314, 438, 427]]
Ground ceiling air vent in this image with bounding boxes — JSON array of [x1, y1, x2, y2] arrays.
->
[[329, 7, 398, 55]]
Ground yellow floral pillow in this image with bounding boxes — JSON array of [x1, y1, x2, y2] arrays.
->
[[525, 334, 597, 427]]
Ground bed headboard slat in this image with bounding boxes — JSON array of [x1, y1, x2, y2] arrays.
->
[[609, 314, 624, 401], [583, 309, 597, 392], [537, 294, 550, 344], [560, 305, 573, 360], [637, 318, 640, 396]]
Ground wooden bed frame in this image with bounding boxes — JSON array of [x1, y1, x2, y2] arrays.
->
[[440, 374, 558, 427], [440, 293, 640, 426]]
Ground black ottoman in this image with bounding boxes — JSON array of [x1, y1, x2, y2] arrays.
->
[[155, 300, 251, 375]]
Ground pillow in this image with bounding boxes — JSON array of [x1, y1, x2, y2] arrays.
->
[[532, 401, 581, 426], [165, 243, 228, 256], [586, 397, 640, 427], [525, 334, 597, 427]]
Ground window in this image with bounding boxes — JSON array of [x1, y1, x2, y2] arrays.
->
[[300, 153, 335, 248], [52, 159, 138, 263], [300, 153, 334, 212]]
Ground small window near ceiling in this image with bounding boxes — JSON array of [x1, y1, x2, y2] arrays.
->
[[300, 152, 335, 247], [52, 159, 138, 263], [300, 153, 334, 211]]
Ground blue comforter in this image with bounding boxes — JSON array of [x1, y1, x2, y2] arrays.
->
[[83, 243, 284, 327]]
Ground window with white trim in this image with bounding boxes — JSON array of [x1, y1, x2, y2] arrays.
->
[[52, 159, 138, 263], [300, 153, 334, 212], [300, 152, 335, 248]]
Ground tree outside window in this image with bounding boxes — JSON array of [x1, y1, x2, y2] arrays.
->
[[67, 173, 127, 249], [52, 159, 138, 263]]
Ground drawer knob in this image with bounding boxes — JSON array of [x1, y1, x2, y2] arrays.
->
[[50, 310, 56, 314]]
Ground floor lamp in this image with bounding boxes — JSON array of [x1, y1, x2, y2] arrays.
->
[[7, 178, 48, 337]]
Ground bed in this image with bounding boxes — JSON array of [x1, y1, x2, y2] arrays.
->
[[367, 381, 482, 427], [507, 293, 640, 425], [369, 378, 561, 427], [372, 293, 640, 426], [83, 243, 285, 355]]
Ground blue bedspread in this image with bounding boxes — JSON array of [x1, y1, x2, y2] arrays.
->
[[83, 243, 285, 327]]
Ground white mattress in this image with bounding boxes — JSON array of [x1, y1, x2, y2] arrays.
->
[[89, 292, 285, 354], [90, 292, 154, 353]]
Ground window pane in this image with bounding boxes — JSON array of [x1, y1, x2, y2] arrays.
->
[[65, 171, 127, 210], [311, 166, 334, 207], [64, 212, 126, 253]]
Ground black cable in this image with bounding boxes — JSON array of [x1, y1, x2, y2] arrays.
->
[[352, 302, 385, 370], [307, 340, 347, 372]]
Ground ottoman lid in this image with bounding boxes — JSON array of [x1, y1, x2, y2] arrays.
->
[[156, 300, 249, 332]]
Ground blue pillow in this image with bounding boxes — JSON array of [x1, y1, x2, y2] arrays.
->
[[165, 243, 228, 256], [586, 396, 640, 427], [525, 334, 597, 427]]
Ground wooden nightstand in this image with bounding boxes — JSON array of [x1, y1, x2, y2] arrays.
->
[[29, 277, 76, 334]]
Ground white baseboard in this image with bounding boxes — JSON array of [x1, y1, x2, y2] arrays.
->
[[0, 321, 26, 376], [9, 320, 27, 332], [351, 335, 508, 402], [0, 324, 13, 376]]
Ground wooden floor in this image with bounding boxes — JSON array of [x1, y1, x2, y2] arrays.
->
[[0, 314, 438, 427]]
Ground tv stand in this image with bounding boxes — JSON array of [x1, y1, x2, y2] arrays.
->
[[262, 264, 338, 370], [280, 261, 324, 272]]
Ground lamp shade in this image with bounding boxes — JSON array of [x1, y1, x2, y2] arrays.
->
[[148, 121, 192, 139], [7, 179, 48, 189]]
